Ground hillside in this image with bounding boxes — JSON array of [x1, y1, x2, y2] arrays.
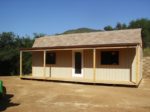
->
[[61, 28, 100, 34]]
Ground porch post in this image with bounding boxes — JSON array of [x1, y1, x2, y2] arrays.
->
[[20, 51, 22, 77], [136, 45, 139, 84], [93, 48, 96, 82], [43, 50, 46, 78]]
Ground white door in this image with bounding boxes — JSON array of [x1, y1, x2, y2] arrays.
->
[[72, 51, 83, 77]]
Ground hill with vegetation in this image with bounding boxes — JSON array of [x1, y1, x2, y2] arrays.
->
[[62, 28, 100, 34]]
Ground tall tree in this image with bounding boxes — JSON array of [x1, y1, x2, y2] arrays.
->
[[129, 18, 150, 48], [0, 32, 34, 75], [115, 22, 127, 30]]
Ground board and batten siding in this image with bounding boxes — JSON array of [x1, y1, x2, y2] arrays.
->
[[48, 50, 72, 78], [32, 50, 72, 78], [83, 49, 93, 80], [133, 45, 142, 83], [140, 46, 143, 81], [32, 48, 136, 82], [83, 49, 136, 82], [32, 51, 53, 77], [96, 49, 136, 82], [32, 51, 44, 77]]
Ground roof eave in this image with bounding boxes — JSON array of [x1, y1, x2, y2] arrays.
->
[[20, 43, 139, 51]]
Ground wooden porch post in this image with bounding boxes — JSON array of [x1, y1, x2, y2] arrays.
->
[[93, 49, 96, 82], [136, 45, 139, 84], [43, 50, 46, 78], [20, 51, 22, 78]]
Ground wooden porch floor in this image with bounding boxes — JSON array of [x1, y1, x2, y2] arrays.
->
[[20, 75, 138, 87]]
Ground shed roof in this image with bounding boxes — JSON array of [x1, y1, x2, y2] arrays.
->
[[33, 28, 142, 48]]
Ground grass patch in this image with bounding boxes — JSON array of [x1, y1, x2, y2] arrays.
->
[[143, 48, 150, 57]]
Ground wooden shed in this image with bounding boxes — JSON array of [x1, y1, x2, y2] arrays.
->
[[20, 28, 143, 86]]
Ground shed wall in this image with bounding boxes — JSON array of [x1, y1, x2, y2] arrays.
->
[[32, 48, 136, 82], [83, 49, 136, 82], [32, 51, 72, 78], [48, 50, 72, 78], [83, 50, 93, 80], [140, 46, 143, 80], [32, 51, 44, 77], [96, 49, 136, 82]]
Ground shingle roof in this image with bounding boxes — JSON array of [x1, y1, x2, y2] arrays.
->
[[33, 28, 142, 48]]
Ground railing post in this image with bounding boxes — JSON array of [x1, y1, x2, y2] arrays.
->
[[93, 49, 96, 82], [43, 50, 46, 78]]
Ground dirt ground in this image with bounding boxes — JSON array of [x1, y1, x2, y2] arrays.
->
[[0, 76, 150, 112]]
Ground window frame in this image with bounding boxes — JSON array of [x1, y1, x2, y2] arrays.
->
[[100, 51, 119, 65], [46, 52, 56, 65]]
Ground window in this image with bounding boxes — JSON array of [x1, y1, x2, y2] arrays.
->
[[101, 51, 119, 65], [46, 52, 56, 64]]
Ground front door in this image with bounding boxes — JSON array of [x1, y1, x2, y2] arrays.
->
[[72, 51, 83, 77]]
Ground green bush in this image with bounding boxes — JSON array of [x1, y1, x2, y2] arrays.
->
[[143, 48, 150, 57]]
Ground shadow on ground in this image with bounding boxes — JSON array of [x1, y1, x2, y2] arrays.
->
[[0, 88, 19, 111]]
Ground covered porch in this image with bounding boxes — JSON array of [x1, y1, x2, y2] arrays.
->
[[20, 45, 141, 86]]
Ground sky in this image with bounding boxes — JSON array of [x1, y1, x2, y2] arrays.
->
[[0, 0, 150, 37]]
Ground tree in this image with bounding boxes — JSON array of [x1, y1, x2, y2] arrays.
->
[[115, 22, 127, 30], [104, 25, 113, 31], [0, 32, 15, 48], [121, 24, 127, 29], [33, 33, 46, 38], [0, 32, 34, 75], [128, 18, 150, 48]]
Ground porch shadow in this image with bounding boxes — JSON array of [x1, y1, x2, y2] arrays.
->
[[0, 91, 20, 111]]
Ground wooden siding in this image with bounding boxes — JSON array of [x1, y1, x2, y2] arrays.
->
[[96, 49, 136, 82], [134, 45, 142, 83], [32, 51, 44, 77], [83, 49, 136, 82], [83, 49, 93, 80], [32, 48, 136, 82], [32, 50, 72, 78], [140, 46, 143, 80], [50, 50, 72, 78]]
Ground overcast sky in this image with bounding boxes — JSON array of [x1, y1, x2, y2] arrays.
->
[[0, 0, 150, 36]]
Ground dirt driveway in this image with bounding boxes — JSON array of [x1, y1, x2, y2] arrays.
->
[[0, 76, 150, 112]]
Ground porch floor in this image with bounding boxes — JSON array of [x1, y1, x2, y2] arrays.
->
[[20, 75, 138, 86]]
